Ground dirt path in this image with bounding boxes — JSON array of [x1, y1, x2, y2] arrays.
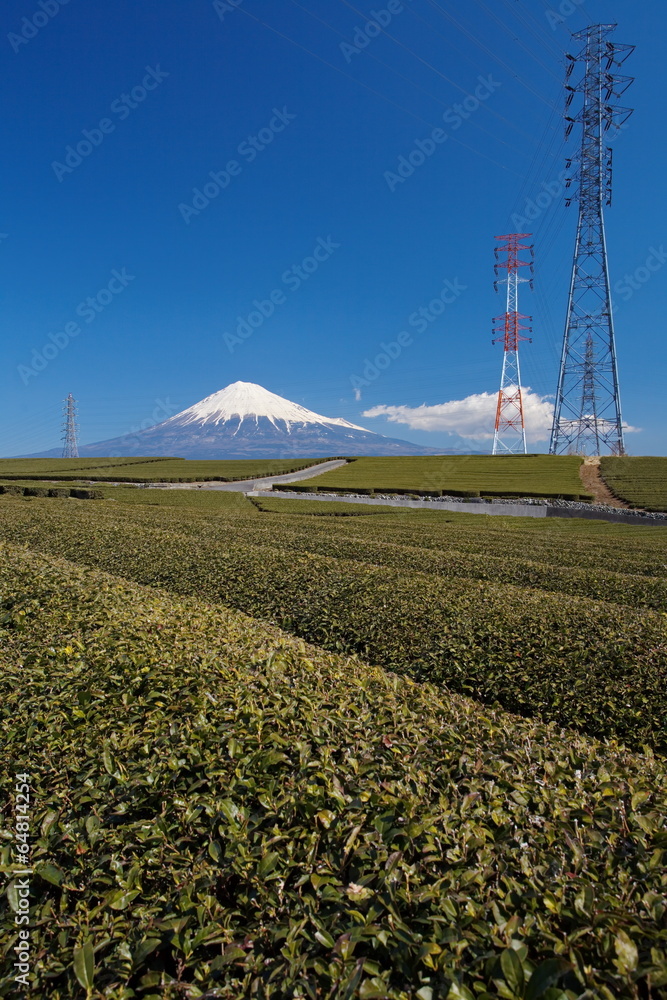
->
[[579, 457, 629, 508]]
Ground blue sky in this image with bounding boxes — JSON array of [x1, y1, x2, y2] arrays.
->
[[2, 0, 665, 456]]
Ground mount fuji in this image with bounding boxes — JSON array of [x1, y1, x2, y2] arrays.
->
[[67, 382, 445, 459]]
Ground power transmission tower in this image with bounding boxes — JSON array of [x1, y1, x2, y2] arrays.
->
[[550, 23, 634, 456], [61, 393, 79, 459], [492, 233, 534, 455]]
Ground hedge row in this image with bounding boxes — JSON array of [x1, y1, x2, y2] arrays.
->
[[599, 456, 667, 513], [1, 543, 667, 998], [229, 510, 667, 613], [248, 497, 388, 518], [0, 500, 664, 752], [307, 456, 590, 500], [270, 484, 591, 501], [0, 458, 350, 485], [0, 485, 103, 499]]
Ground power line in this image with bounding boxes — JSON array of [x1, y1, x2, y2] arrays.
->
[[420, 0, 557, 108], [232, 4, 439, 132], [289, 0, 535, 150], [470, 0, 562, 81], [233, 2, 524, 175], [402, 0, 560, 121], [499, 0, 564, 59], [332, 0, 540, 147]]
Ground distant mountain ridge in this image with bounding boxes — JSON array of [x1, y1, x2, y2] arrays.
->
[[30, 382, 460, 459]]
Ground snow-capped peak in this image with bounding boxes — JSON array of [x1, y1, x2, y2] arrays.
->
[[164, 381, 371, 433]]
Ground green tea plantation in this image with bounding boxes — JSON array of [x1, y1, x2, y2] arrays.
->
[[600, 457, 667, 512], [1, 490, 666, 999]]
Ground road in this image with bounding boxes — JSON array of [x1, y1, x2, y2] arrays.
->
[[149, 458, 347, 492]]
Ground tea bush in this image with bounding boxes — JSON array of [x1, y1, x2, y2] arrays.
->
[[306, 456, 591, 501], [0, 484, 102, 500], [1, 544, 666, 998], [0, 457, 333, 484], [600, 457, 667, 512], [0, 500, 664, 752]]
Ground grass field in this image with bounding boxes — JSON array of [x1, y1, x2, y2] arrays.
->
[[600, 456, 667, 511], [298, 455, 591, 501], [2, 493, 666, 998], [0, 456, 328, 483]]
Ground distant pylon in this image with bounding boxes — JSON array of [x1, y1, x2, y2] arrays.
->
[[491, 233, 534, 455], [61, 393, 79, 459], [550, 23, 634, 456]]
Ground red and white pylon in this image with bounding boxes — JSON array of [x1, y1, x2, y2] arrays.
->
[[491, 233, 534, 455]]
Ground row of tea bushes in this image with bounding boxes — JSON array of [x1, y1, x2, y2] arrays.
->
[[231, 503, 667, 581], [0, 500, 665, 752], [306, 455, 591, 500], [0, 484, 103, 499], [271, 485, 590, 501], [249, 497, 388, 517], [233, 506, 667, 613], [3, 494, 663, 608], [0, 457, 337, 484], [600, 457, 667, 512], [1, 543, 666, 998]]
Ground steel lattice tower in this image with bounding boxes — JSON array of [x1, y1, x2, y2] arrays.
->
[[550, 24, 634, 456], [61, 393, 79, 459], [492, 233, 534, 455]]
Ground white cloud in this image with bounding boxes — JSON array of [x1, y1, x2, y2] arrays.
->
[[363, 390, 641, 443], [362, 388, 554, 443]]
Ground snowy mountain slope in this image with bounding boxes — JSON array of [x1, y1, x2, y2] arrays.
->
[[162, 382, 370, 434], [29, 382, 451, 459]]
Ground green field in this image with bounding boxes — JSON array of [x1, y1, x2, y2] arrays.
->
[[296, 455, 591, 501], [0, 456, 328, 483], [600, 456, 667, 511], [2, 493, 666, 998]]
